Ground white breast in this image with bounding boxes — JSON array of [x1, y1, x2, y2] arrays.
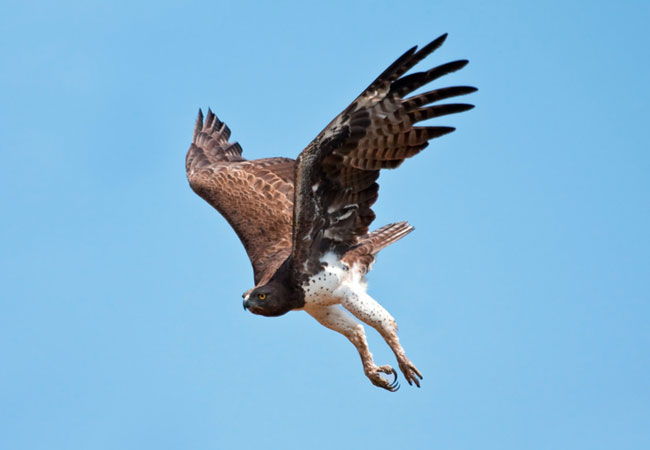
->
[[302, 253, 346, 306], [302, 252, 368, 307]]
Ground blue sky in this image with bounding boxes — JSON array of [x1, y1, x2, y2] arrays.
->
[[1, 1, 649, 449]]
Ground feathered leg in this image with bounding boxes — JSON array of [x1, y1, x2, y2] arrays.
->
[[337, 287, 423, 387], [305, 305, 400, 391]]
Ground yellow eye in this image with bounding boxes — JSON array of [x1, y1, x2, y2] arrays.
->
[[258, 293, 267, 300]]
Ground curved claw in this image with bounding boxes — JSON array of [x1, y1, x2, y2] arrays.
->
[[390, 368, 398, 385], [383, 367, 400, 392], [399, 360, 423, 388], [367, 365, 402, 392]]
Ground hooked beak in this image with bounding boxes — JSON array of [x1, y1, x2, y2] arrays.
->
[[242, 291, 251, 311]]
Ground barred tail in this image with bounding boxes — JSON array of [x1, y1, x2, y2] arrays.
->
[[342, 221, 414, 272], [364, 221, 414, 255]]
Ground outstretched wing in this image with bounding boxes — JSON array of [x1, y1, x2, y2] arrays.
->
[[292, 33, 476, 275], [186, 109, 295, 285]]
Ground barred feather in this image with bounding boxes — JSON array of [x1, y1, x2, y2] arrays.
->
[[292, 34, 476, 275]]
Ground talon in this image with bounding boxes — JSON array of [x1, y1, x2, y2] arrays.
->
[[366, 364, 403, 392], [398, 359, 423, 388]]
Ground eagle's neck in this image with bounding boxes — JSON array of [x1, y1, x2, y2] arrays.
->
[[272, 256, 306, 310]]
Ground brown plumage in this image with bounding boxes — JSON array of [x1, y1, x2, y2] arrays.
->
[[186, 33, 476, 390], [186, 111, 295, 285]]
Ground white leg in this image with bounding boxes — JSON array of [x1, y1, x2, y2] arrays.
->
[[304, 305, 400, 391], [337, 287, 423, 387]]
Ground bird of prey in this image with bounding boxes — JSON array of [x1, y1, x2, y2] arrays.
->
[[186, 34, 475, 391]]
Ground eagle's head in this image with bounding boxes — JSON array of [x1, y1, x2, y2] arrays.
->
[[242, 281, 294, 317]]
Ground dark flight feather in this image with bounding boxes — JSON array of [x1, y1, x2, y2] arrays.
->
[[186, 34, 476, 287], [291, 34, 476, 276]]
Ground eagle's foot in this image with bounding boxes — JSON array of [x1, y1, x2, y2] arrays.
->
[[398, 358, 423, 387], [365, 364, 400, 392]]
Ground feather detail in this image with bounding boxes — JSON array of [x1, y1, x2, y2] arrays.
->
[[291, 34, 476, 276], [186, 111, 295, 285]]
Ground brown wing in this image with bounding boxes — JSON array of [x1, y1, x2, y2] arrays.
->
[[292, 33, 476, 275], [186, 109, 295, 285]]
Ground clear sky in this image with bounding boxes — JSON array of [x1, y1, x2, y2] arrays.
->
[[1, 1, 649, 449]]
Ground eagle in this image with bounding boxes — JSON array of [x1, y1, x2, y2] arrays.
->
[[186, 34, 476, 391]]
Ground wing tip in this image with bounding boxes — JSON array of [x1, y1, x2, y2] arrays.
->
[[194, 108, 204, 137], [416, 33, 448, 58], [442, 59, 470, 73]]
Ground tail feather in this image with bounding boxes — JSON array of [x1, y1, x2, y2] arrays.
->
[[364, 221, 414, 255], [342, 221, 414, 273]]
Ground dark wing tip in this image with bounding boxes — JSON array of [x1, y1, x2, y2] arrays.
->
[[432, 126, 456, 137], [194, 108, 204, 137], [450, 59, 470, 71], [415, 33, 448, 59], [201, 108, 226, 135], [373, 45, 418, 84], [431, 59, 470, 76], [452, 103, 475, 112]]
